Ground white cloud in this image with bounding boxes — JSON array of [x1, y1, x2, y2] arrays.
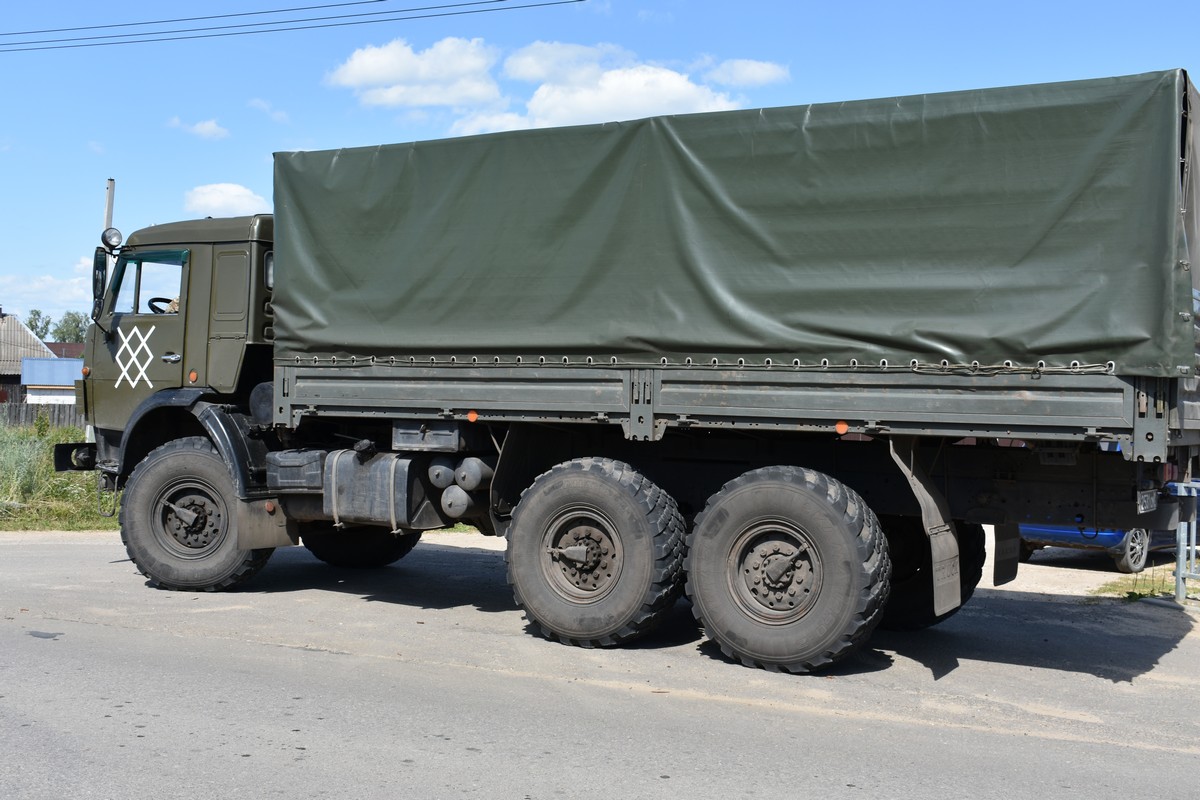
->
[[704, 59, 790, 88], [503, 41, 632, 83], [329, 37, 785, 137], [525, 64, 737, 127], [357, 78, 499, 108], [184, 184, 269, 217], [452, 43, 738, 135], [327, 37, 500, 107], [0, 257, 92, 319], [169, 117, 230, 139], [248, 98, 289, 123]]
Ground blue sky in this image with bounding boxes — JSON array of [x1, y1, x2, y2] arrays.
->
[[0, 0, 1195, 321]]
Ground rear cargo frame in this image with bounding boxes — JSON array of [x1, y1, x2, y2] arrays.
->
[[274, 362, 1200, 462]]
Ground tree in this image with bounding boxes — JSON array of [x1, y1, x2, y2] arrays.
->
[[50, 311, 89, 343], [24, 308, 50, 340]]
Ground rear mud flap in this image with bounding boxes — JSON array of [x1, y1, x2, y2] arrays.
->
[[992, 523, 1021, 586], [888, 437, 961, 616]]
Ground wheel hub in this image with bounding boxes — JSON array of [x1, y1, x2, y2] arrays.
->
[[541, 510, 624, 603], [165, 497, 220, 549], [745, 545, 811, 604], [730, 523, 821, 623], [550, 525, 612, 591]]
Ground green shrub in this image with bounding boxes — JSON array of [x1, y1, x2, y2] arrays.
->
[[0, 420, 119, 531]]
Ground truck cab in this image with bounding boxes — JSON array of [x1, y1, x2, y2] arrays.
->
[[70, 216, 275, 482]]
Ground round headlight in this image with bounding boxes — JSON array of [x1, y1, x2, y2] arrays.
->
[[101, 227, 123, 249]]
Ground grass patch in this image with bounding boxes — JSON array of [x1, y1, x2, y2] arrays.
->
[[0, 418, 119, 531], [1089, 563, 1181, 601]]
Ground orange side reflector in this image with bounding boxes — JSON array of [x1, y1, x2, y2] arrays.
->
[[835, 420, 850, 435], [466, 410, 479, 422]]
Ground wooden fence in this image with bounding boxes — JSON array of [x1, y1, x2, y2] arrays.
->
[[1, 402, 82, 429]]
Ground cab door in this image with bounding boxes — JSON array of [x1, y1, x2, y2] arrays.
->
[[87, 248, 191, 432]]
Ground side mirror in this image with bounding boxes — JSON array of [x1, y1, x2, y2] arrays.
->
[[91, 246, 108, 321]]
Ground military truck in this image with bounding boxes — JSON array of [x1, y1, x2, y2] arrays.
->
[[57, 69, 1200, 672]]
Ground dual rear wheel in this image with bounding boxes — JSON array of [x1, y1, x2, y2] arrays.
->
[[505, 460, 892, 671]]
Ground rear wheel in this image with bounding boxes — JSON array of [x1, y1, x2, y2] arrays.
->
[[506, 458, 686, 647], [880, 519, 985, 630], [685, 466, 891, 673], [1114, 528, 1150, 574], [301, 525, 422, 568], [119, 437, 272, 591]]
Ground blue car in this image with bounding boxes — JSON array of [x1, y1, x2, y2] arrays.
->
[[1018, 524, 1175, 573]]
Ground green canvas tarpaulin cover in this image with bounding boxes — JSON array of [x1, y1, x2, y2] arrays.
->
[[273, 69, 1199, 377]]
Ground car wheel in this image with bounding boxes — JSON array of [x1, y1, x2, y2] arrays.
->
[[1113, 528, 1150, 574]]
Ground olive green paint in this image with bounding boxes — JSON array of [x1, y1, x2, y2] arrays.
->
[[83, 216, 274, 433], [272, 69, 1199, 377]]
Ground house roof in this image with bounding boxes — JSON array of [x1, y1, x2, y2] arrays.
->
[[0, 313, 54, 375], [46, 342, 85, 359]]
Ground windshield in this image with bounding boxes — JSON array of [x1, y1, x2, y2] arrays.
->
[[110, 249, 188, 315]]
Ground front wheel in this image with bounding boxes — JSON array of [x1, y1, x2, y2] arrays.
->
[[685, 466, 891, 673], [119, 437, 272, 591]]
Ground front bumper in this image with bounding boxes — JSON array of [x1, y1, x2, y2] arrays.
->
[[53, 442, 96, 472]]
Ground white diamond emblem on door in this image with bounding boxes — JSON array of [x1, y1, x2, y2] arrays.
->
[[115, 325, 157, 388]]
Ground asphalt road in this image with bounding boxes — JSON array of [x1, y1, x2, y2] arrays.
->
[[2, 529, 1197, 799]]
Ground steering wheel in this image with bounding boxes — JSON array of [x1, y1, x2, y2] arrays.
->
[[147, 297, 173, 314]]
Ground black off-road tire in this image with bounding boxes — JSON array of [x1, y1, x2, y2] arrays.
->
[[685, 466, 891, 673], [119, 437, 273, 591], [506, 458, 686, 647], [880, 518, 986, 631], [301, 525, 422, 568]]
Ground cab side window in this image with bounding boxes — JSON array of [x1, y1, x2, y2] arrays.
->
[[111, 250, 188, 315]]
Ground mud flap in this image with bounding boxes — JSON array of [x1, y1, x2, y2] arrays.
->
[[992, 522, 1020, 586], [888, 437, 961, 616], [237, 499, 299, 549]]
